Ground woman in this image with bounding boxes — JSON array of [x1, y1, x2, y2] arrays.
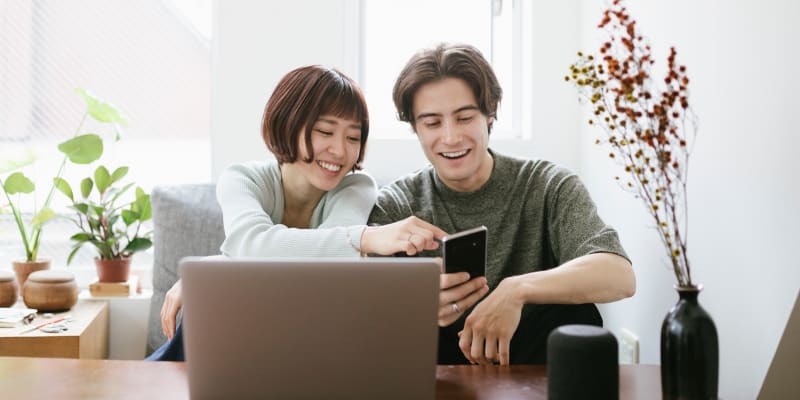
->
[[148, 65, 446, 361]]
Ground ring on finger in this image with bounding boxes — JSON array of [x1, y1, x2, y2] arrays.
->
[[452, 302, 461, 313]]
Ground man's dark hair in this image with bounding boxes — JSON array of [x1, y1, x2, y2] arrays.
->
[[392, 43, 502, 133]]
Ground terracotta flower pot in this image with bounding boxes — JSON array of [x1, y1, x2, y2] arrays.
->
[[12, 259, 51, 289], [95, 257, 132, 283]]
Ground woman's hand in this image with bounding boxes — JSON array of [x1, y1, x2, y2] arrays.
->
[[160, 280, 183, 339], [360, 216, 448, 255]]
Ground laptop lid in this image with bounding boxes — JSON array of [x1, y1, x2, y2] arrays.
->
[[759, 289, 800, 399], [180, 257, 440, 400]]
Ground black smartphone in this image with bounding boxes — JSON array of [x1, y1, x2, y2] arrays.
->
[[442, 226, 487, 278]]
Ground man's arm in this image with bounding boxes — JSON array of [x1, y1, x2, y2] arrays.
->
[[458, 253, 634, 365], [502, 252, 635, 305]]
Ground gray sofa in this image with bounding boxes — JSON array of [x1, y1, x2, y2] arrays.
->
[[147, 184, 225, 355]]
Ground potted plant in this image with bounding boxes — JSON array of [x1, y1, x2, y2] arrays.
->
[[0, 88, 125, 287], [55, 164, 152, 283], [566, 1, 716, 399]]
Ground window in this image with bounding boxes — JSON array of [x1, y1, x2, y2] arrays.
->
[[0, 0, 212, 284], [360, 0, 523, 138]]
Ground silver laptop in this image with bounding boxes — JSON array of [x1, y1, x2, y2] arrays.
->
[[759, 289, 800, 399], [179, 257, 440, 400]]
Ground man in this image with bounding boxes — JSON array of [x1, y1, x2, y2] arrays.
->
[[367, 43, 636, 365]]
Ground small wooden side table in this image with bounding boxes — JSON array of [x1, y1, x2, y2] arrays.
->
[[0, 300, 109, 359]]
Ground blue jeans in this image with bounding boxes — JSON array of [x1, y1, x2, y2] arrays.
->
[[146, 322, 185, 361]]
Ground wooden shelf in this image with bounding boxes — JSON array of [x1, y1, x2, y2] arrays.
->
[[0, 300, 109, 359]]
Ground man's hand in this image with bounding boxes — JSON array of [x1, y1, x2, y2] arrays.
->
[[438, 271, 489, 327], [160, 280, 183, 340], [458, 277, 523, 365]]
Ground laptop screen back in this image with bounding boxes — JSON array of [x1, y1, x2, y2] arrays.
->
[[759, 289, 800, 399], [180, 257, 440, 400]]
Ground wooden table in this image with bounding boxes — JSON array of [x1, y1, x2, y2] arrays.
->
[[0, 357, 661, 399], [0, 300, 109, 359]]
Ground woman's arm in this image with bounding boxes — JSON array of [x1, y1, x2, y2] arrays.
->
[[217, 163, 376, 258]]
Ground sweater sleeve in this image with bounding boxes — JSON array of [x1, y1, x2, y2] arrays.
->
[[545, 170, 630, 264], [216, 163, 377, 258]]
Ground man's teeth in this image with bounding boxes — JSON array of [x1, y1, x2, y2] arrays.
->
[[442, 150, 468, 158], [318, 160, 342, 172]]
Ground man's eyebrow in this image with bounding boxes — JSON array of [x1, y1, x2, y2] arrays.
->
[[415, 105, 480, 121], [453, 105, 480, 114]]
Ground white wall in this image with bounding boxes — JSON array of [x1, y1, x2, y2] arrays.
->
[[211, 1, 582, 184], [579, 1, 800, 399], [212, 1, 800, 398], [211, 0, 356, 178]]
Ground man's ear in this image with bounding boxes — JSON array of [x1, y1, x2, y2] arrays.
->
[[487, 114, 496, 133]]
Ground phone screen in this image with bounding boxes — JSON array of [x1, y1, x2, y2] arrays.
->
[[442, 226, 487, 278]]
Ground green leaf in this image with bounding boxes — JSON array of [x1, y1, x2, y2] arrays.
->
[[3, 172, 35, 194], [66, 244, 84, 266], [53, 177, 74, 202], [31, 207, 55, 227], [72, 203, 90, 214], [113, 123, 125, 142], [70, 232, 93, 242], [0, 147, 37, 173], [57, 134, 103, 164], [94, 166, 111, 193], [80, 178, 94, 199], [110, 166, 128, 185], [121, 209, 138, 225], [124, 237, 152, 253], [108, 214, 120, 227], [75, 88, 128, 127], [135, 188, 152, 221]]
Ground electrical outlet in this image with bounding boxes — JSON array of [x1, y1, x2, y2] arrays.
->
[[619, 328, 640, 364]]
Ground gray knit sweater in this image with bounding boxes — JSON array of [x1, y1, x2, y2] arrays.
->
[[368, 150, 628, 288]]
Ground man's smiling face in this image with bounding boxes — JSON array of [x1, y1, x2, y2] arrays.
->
[[412, 77, 494, 192]]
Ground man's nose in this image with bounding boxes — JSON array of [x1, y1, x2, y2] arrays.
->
[[442, 120, 461, 145]]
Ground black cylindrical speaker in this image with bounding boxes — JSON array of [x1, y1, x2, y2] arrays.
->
[[547, 324, 619, 400]]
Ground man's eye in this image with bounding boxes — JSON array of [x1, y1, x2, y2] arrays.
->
[[424, 121, 441, 128], [457, 116, 474, 123]]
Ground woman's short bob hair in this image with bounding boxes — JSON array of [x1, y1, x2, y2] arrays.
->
[[392, 43, 502, 133], [263, 65, 369, 170]]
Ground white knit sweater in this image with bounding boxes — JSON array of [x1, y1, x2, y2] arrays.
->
[[216, 160, 377, 258]]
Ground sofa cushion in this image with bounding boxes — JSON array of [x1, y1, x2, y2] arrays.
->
[[146, 184, 225, 355]]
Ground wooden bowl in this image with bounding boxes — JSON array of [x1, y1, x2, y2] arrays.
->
[[22, 270, 79, 312], [0, 270, 18, 307]]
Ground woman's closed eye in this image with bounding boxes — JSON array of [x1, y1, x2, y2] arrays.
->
[[315, 129, 333, 136], [347, 135, 361, 143]]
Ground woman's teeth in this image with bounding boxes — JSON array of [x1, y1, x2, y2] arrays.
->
[[318, 160, 342, 172]]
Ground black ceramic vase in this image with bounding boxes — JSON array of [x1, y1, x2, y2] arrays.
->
[[661, 284, 719, 399]]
